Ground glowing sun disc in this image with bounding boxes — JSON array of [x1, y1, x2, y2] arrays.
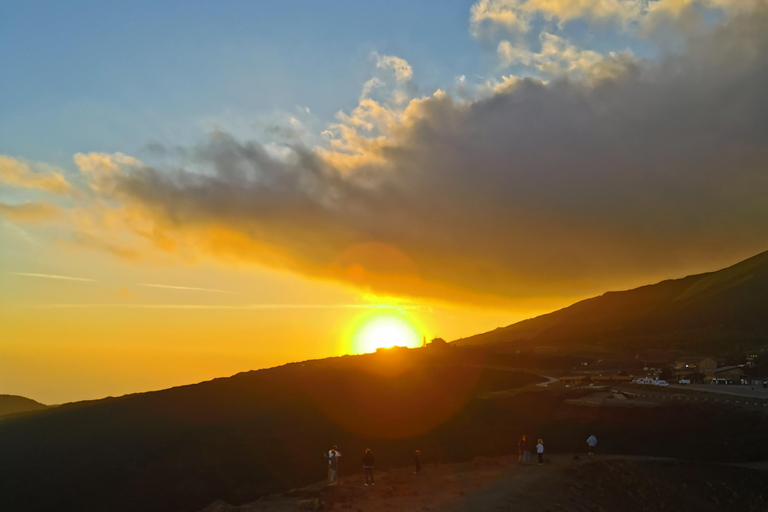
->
[[353, 315, 421, 353]]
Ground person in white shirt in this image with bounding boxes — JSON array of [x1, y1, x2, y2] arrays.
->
[[587, 435, 597, 459], [328, 445, 341, 485], [536, 439, 544, 465]]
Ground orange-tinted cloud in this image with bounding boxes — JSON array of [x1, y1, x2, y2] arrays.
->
[[0, 156, 71, 194], [469, 0, 758, 38], [0, 202, 61, 222], [7, 6, 768, 308]]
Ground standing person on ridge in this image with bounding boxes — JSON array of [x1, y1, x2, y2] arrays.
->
[[362, 449, 375, 486], [518, 435, 531, 465], [587, 435, 597, 459], [536, 439, 544, 465], [414, 450, 421, 475], [328, 445, 342, 485]]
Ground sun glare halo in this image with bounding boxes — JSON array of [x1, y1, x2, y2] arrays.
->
[[353, 315, 421, 353]]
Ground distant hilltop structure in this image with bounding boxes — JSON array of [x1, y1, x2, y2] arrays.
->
[[420, 335, 448, 348], [428, 337, 450, 349]]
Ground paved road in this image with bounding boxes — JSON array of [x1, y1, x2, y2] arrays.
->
[[616, 385, 768, 409], [668, 383, 768, 399], [458, 364, 558, 387], [535, 374, 559, 387]]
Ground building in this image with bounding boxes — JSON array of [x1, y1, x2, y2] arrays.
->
[[428, 337, 448, 348], [705, 366, 746, 385]]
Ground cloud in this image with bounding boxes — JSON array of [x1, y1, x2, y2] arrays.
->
[[648, 0, 760, 18], [65, 230, 142, 262], [9, 6, 768, 307], [469, 0, 754, 38], [373, 53, 414, 82], [498, 34, 637, 82], [73, 151, 142, 193], [0, 202, 61, 222], [470, 0, 531, 36], [499, 35, 601, 75], [360, 78, 384, 100], [10, 272, 95, 282], [471, 1, 640, 79], [0, 156, 72, 194], [470, 0, 643, 37]]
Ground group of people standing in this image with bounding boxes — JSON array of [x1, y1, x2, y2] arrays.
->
[[327, 435, 598, 486], [327, 446, 421, 486], [517, 435, 545, 465], [517, 434, 598, 465]]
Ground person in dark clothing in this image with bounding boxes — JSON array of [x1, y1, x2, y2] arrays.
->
[[414, 450, 421, 474], [363, 449, 375, 486], [518, 435, 531, 465]]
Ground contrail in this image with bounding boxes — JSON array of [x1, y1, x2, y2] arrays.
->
[[1, 221, 41, 246], [10, 272, 95, 282], [138, 283, 237, 294]]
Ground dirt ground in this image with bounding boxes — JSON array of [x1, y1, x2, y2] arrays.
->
[[198, 454, 768, 512]]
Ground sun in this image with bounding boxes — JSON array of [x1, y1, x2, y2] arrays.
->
[[353, 314, 422, 353]]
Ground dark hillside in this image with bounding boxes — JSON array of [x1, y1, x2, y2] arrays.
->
[[2, 347, 768, 512], [0, 394, 47, 418], [457, 250, 768, 354], [0, 349, 542, 512]]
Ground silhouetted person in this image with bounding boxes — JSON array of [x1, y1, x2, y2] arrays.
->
[[363, 449, 375, 486], [328, 445, 341, 485], [587, 435, 597, 459], [414, 450, 421, 474], [536, 439, 544, 465], [518, 435, 531, 465]]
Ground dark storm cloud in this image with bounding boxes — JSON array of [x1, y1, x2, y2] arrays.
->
[[106, 8, 768, 304]]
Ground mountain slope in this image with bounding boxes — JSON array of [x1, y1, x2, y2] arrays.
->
[[0, 349, 544, 512], [0, 395, 47, 418], [456, 250, 768, 353], [2, 345, 768, 512]]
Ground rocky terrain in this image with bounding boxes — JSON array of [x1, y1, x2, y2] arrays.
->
[[199, 454, 768, 512]]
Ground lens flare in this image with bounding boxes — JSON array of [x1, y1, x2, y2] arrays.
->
[[352, 314, 421, 353]]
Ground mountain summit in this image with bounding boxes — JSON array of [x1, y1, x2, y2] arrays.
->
[[456, 250, 768, 354], [0, 395, 47, 418]]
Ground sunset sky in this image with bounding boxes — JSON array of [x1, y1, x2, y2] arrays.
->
[[2, 0, 767, 404]]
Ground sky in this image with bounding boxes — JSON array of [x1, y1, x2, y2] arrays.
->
[[2, 0, 767, 404]]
